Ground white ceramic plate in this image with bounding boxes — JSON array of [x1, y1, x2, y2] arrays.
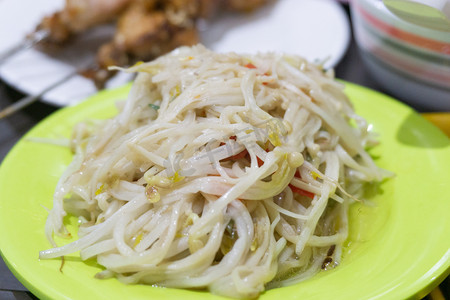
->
[[0, 0, 350, 107]]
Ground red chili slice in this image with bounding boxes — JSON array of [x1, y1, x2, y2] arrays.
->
[[257, 157, 264, 167], [290, 170, 315, 199], [226, 149, 248, 161], [221, 136, 248, 161], [289, 184, 315, 199]]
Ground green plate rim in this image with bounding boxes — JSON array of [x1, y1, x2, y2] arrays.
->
[[0, 81, 449, 300]]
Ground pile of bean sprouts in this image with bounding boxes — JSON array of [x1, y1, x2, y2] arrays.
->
[[40, 45, 389, 298]]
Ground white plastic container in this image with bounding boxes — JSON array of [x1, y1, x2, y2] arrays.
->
[[351, 0, 450, 111]]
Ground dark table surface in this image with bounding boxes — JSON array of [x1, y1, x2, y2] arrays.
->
[[0, 4, 448, 300]]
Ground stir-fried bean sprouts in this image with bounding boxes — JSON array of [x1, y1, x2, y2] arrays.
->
[[40, 45, 389, 299]]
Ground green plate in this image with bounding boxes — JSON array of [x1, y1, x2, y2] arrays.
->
[[0, 82, 449, 300]]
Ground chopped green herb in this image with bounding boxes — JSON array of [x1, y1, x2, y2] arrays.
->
[[149, 104, 160, 110]]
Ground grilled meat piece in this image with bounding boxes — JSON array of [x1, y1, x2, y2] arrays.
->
[[225, 0, 268, 12], [37, 0, 131, 44], [35, 0, 270, 88], [93, 1, 200, 88]]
